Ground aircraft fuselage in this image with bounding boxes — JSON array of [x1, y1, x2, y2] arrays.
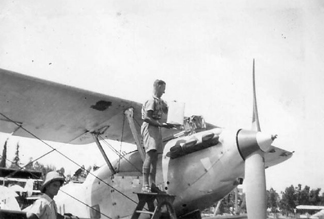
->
[[56, 127, 247, 218]]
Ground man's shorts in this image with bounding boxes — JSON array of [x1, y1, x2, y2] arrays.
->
[[141, 122, 163, 153]]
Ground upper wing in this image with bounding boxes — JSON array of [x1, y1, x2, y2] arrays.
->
[[0, 68, 143, 144]]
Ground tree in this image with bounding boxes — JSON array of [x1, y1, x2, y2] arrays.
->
[[280, 185, 296, 215], [267, 188, 280, 213], [25, 157, 34, 170], [10, 142, 21, 169], [33, 161, 56, 179], [309, 188, 321, 205], [218, 189, 245, 215], [294, 184, 310, 206], [280, 184, 323, 216], [33, 161, 42, 171], [319, 192, 324, 205], [221, 191, 235, 214], [0, 139, 8, 167]]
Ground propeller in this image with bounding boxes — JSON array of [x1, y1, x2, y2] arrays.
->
[[236, 59, 275, 219]]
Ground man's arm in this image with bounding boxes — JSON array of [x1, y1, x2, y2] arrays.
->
[[143, 111, 171, 128], [59, 213, 79, 219]]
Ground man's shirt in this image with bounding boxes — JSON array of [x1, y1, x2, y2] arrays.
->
[[142, 95, 167, 121], [27, 194, 58, 219]]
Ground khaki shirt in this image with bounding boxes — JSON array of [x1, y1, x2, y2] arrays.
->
[[141, 95, 167, 120], [141, 95, 168, 153], [26, 194, 58, 219]]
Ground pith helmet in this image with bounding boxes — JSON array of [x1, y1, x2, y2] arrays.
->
[[41, 171, 65, 193]]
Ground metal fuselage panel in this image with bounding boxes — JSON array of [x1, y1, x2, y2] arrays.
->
[[162, 128, 244, 215], [89, 155, 143, 219]]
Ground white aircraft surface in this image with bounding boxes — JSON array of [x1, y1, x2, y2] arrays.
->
[[0, 62, 293, 219], [0, 185, 20, 211]]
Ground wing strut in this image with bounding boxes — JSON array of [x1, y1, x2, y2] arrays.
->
[[124, 108, 145, 161], [92, 133, 116, 174]]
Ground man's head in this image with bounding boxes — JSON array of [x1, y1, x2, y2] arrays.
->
[[41, 171, 65, 197], [153, 79, 166, 98]]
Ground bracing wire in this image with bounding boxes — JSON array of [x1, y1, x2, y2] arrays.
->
[[98, 136, 142, 173], [59, 189, 112, 219], [3, 145, 57, 179], [133, 117, 141, 128], [0, 112, 139, 211], [4, 157, 46, 180], [118, 113, 126, 170], [96, 112, 142, 173]]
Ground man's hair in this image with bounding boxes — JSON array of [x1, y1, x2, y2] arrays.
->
[[153, 79, 166, 89]]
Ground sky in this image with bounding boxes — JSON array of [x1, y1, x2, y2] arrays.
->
[[0, 0, 324, 193]]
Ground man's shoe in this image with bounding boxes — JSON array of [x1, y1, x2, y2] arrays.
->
[[151, 183, 166, 194], [141, 186, 151, 193]]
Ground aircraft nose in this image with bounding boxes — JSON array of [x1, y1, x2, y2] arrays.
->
[[236, 129, 275, 160]]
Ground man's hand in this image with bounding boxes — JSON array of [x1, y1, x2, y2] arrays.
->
[[64, 213, 79, 219], [160, 123, 175, 129]]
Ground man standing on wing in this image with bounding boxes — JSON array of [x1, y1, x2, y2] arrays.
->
[[141, 79, 172, 193]]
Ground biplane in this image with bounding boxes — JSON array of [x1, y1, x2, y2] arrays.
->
[[0, 62, 293, 219]]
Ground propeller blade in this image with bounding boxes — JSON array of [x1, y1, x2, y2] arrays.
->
[[245, 151, 267, 219], [252, 59, 261, 132], [246, 59, 267, 219]]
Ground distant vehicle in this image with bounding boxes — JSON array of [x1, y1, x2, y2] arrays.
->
[[296, 205, 324, 219]]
